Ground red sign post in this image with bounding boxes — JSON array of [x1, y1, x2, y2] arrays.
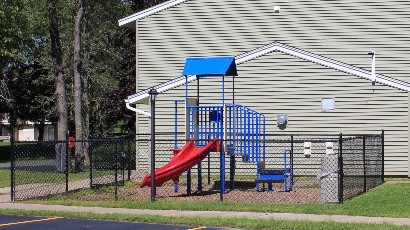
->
[[68, 137, 76, 148]]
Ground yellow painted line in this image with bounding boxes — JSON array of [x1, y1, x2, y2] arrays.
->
[[0, 217, 62, 227], [187, 227, 207, 230]]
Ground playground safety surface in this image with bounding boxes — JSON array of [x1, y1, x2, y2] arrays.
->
[[121, 183, 322, 204]]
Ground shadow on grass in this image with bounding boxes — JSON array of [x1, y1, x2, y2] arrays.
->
[[0, 143, 11, 163]]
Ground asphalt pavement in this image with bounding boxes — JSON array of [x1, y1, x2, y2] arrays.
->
[[1, 203, 410, 226], [0, 214, 226, 230]]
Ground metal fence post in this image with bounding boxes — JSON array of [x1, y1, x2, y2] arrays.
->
[[149, 88, 158, 201], [291, 135, 294, 190], [363, 136, 367, 193], [229, 154, 235, 191], [114, 140, 118, 201], [338, 133, 344, 204], [87, 140, 94, 188], [10, 125, 14, 202], [187, 168, 191, 196], [207, 153, 211, 185], [65, 132, 69, 193], [121, 139, 125, 186], [89, 140, 93, 188], [220, 139, 224, 202], [381, 130, 385, 183], [127, 137, 131, 181]]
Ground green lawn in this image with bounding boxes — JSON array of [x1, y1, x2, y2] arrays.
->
[[1, 168, 113, 188], [0, 209, 407, 230], [14, 170, 82, 185], [24, 181, 410, 218], [0, 170, 10, 188], [0, 142, 10, 146]]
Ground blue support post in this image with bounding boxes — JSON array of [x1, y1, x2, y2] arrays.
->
[[262, 115, 266, 161], [284, 150, 287, 191], [186, 106, 192, 196], [235, 105, 239, 156], [197, 108, 202, 192], [221, 149, 225, 194], [256, 114, 259, 163], [251, 111, 255, 163], [247, 109, 251, 162], [240, 106, 243, 158]]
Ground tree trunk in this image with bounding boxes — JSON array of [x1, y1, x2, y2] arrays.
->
[[48, 0, 68, 141], [73, 0, 85, 170], [82, 74, 90, 161]]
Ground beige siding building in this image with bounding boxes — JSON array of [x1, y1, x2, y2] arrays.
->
[[120, 0, 410, 177]]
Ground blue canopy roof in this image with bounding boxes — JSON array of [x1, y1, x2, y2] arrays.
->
[[182, 56, 238, 76]]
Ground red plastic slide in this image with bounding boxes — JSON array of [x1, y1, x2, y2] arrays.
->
[[140, 138, 220, 188]]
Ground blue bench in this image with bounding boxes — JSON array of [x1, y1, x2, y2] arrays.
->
[[255, 160, 293, 192]]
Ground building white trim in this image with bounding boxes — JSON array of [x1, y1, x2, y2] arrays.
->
[[236, 42, 410, 92], [118, 0, 189, 28]]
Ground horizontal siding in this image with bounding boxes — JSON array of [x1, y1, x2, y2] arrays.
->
[[135, 0, 410, 176]]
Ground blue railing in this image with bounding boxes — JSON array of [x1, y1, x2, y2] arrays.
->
[[186, 104, 265, 162], [225, 104, 266, 163], [186, 105, 224, 146]]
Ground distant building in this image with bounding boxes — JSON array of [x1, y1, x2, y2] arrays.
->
[[1, 116, 56, 141]]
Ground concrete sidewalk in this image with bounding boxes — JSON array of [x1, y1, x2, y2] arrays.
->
[[0, 163, 10, 169], [0, 202, 409, 226], [0, 187, 11, 203]]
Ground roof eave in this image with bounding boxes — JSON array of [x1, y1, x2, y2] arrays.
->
[[118, 19, 135, 29], [118, 0, 189, 28]]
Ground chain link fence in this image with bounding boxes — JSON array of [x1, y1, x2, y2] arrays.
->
[[341, 134, 384, 201], [11, 132, 384, 204], [11, 137, 134, 201]]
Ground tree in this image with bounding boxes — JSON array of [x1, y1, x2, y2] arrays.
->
[[79, 0, 134, 136], [0, 0, 32, 110], [1, 0, 170, 143], [2, 62, 55, 140], [0, 0, 55, 138], [0, 0, 31, 67], [73, 0, 86, 169], [48, 0, 68, 141]]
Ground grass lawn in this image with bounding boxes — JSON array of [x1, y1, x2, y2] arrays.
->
[[13, 170, 86, 185], [0, 169, 10, 188], [24, 180, 410, 218], [0, 209, 407, 230], [13, 168, 112, 185], [1, 167, 111, 188]]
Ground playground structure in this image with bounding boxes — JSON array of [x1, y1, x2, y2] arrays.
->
[[122, 42, 390, 202], [255, 150, 293, 192], [139, 56, 293, 194]]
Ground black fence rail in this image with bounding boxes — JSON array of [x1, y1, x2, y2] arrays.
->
[[11, 137, 134, 201], [11, 132, 384, 204], [340, 134, 384, 201]]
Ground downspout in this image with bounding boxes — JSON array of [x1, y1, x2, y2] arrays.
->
[[125, 100, 151, 117], [408, 93, 410, 178]]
